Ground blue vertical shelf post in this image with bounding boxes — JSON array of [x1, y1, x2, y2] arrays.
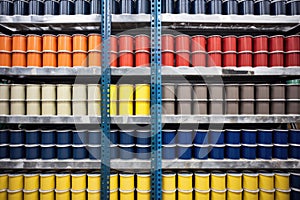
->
[[150, 0, 162, 199], [100, 0, 111, 199]]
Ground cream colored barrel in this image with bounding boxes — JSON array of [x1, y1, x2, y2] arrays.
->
[[0, 84, 10, 100], [26, 84, 41, 100], [11, 84, 25, 100], [57, 84, 72, 100], [72, 101, 87, 115], [41, 84, 56, 100], [72, 84, 87, 100], [88, 84, 101, 100]]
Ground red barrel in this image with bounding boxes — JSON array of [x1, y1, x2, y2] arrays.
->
[[135, 34, 150, 52], [269, 35, 284, 52], [162, 34, 175, 51], [285, 52, 300, 67], [207, 52, 222, 67], [176, 51, 190, 67], [119, 52, 134, 67], [238, 35, 252, 52], [285, 35, 300, 52], [136, 50, 150, 67], [222, 35, 237, 52], [269, 52, 284, 67], [162, 51, 174, 67], [110, 52, 118, 67], [191, 52, 206, 67], [191, 35, 206, 52], [254, 52, 268, 67], [119, 35, 134, 52], [238, 52, 252, 67], [207, 35, 221, 52], [223, 52, 237, 67], [175, 35, 190, 52], [253, 35, 268, 52], [111, 35, 118, 52]]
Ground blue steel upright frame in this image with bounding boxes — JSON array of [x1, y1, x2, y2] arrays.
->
[[150, 0, 162, 199], [100, 0, 111, 199]]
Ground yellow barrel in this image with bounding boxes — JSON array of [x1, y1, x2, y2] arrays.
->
[[119, 100, 133, 115], [162, 172, 176, 191], [119, 84, 134, 100], [259, 189, 275, 200], [8, 189, 23, 200], [243, 172, 259, 191], [24, 189, 39, 200], [211, 189, 226, 200], [275, 189, 290, 200], [0, 189, 7, 199], [244, 189, 259, 200], [87, 190, 100, 200], [227, 172, 242, 191], [110, 100, 117, 115], [211, 172, 226, 191], [0, 173, 8, 190], [110, 173, 118, 191], [136, 189, 151, 200], [178, 171, 193, 191], [55, 190, 70, 200], [227, 189, 243, 200], [194, 189, 210, 200], [8, 174, 23, 191], [275, 172, 290, 190], [135, 100, 150, 115], [259, 173, 274, 190], [120, 173, 135, 191], [120, 189, 135, 200], [137, 173, 151, 191], [135, 84, 150, 100], [71, 173, 86, 191], [110, 189, 118, 200], [71, 189, 86, 200], [162, 189, 176, 200], [56, 173, 71, 191], [40, 190, 55, 200], [24, 173, 40, 191], [178, 189, 193, 200], [40, 173, 55, 191], [87, 173, 100, 191], [194, 171, 210, 191], [110, 84, 118, 101]]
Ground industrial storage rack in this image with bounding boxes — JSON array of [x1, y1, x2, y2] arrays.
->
[[1, 0, 300, 199]]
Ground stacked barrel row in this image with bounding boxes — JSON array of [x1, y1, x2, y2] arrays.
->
[[1, 170, 299, 200]]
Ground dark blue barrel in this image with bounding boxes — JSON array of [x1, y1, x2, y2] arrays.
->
[[270, 0, 286, 15], [162, 0, 174, 13], [258, 144, 272, 159], [223, 0, 238, 14], [136, 0, 150, 14], [75, 0, 90, 14], [0, 0, 14, 15], [57, 145, 72, 159], [25, 145, 40, 159], [273, 129, 288, 144], [73, 130, 87, 145], [119, 144, 135, 159], [257, 129, 273, 144], [194, 144, 209, 159], [289, 129, 300, 144], [286, 0, 300, 15], [0, 144, 9, 159], [88, 130, 101, 145], [242, 129, 257, 144], [41, 145, 56, 159], [73, 145, 88, 159], [242, 144, 257, 159], [163, 130, 176, 145], [191, 0, 206, 14], [209, 130, 225, 145], [162, 144, 176, 159], [175, 0, 190, 13], [177, 130, 193, 145], [273, 144, 288, 159], [44, 0, 59, 15], [119, 130, 135, 145], [87, 145, 100, 160], [177, 145, 192, 159], [120, 0, 134, 14], [10, 144, 24, 159], [14, 0, 29, 15], [194, 130, 209, 145], [136, 145, 151, 159], [110, 144, 119, 159], [136, 130, 151, 145], [238, 0, 254, 14], [41, 130, 56, 145], [90, 0, 100, 14], [111, 0, 120, 14], [226, 130, 240, 144], [0, 130, 9, 144], [254, 0, 271, 15], [26, 130, 40, 144], [207, 0, 222, 14], [291, 188, 300, 199], [226, 144, 241, 159], [291, 173, 300, 189], [59, 0, 75, 15], [210, 145, 225, 159], [29, 0, 44, 15], [57, 130, 72, 145], [110, 130, 119, 145], [10, 130, 24, 144], [290, 144, 300, 159]]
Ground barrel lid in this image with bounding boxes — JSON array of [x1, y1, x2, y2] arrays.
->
[[194, 171, 210, 176], [136, 130, 150, 132], [291, 188, 300, 192], [194, 144, 210, 147], [178, 171, 193, 176], [162, 171, 176, 176], [225, 129, 240, 132], [119, 173, 134, 177], [7, 189, 23, 193], [211, 171, 226, 176], [242, 129, 257, 132], [244, 189, 260, 193], [162, 189, 177, 193], [136, 144, 151, 148], [162, 144, 176, 147], [274, 144, 289, 147], [260, 188, 276, 193], [55, 189, 70, 193], [191, 35, 206, 38], [136, 173, 151, 177], [276, 188, 291, 192], [136, 189, 151, 193], [178, 189, 193, 193], [162, 130, 176, 132], [211, 189, 227, 193], [194, 188, 210, 193], [273, 129, 288, 132], [226, 144, 241, 147], [23, 189, 39, 193], [70, 189, 86, 193], [227, 189, 243, 193], [227, 171, 243, 176]]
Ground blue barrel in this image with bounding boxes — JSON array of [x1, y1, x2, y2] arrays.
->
[[0, 144, 9, 159], [226, 144, 241, 159], [291, 173, 300, 189], [110, 144, 119, 159], [0, 130, 9, 144], [286, 0, 300, 15], [254, 0, 271, 15], [111, 0, 120, 14], [10, 144, 24, 159], [177, 130, 193, 145], [163, 130, 176, 145], [57, 130, 72, 145], [258, 144, 272, 159], [242, 144, 257, 159], [273, 144, 288, 159], [88, 130, 101, 145], [291, 188, 300, 200], [119, 144, 135, 159], [136, 130, 151, 145], [257, 129, 273, 144], [270, 0, 286, 15], [41, 130, 56, 145], [44, 0, 59, 15], [14, 0, 29, 15], [41, 145, 56, 159], [59, 0, 74, 15], [209, 130, 225, 145], [162, 145, 176, 159], [210, 145, 225, 159], [207, 0, 222, 14], [290, 130, 300, 144], [177, 145, 192, 159], [110, 130, 119, 145], [25, 145, 40, 159], [191, 0, 206, 14], [90, 0, 100, 14], [274, 129, 288, 144], [238, 0, 254, 14], [226, 130, 240, 144], [87, 145, 100, 160], [194, 144, 209, 159], [73, 130, 87, 145], [136, 145, 151, 159], [120, 0, 134, 14], [175, 0, 190, 14], [29, 0, 44, 15], [223, 0, 238, 14], [162, 0, 174, 13], [119, 130, 135, 145], [75, 0, 90, 14], [0, 0, 13, 15], [194, 130, 209, 145], [73, 145, 88, 159], [10, 130, 24, 144], [136, 0, 150, 14], [26, 130, 40, 144], [242, 129, 257, 144], [57, 145, 72, 159], [290, 144, 300, 159]]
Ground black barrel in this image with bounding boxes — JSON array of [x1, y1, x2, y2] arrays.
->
[[175, 0, 190, 13], [111, 0, 120, 14], [286, 0, 300, 15], [120, 0, 134, 14], [162, 0, 174, 13], [136, 0, 150, 14], [207, 0, 222, 14], [254, 0, 271, 15], [191, 0, 206, 14], [44, 0, 59, 15], [29, 0, 44, 15], [75, 0, 90, 14], [270, 0, 286, 15], [238, 0, 254, 14], [14, 0, 29, 15], [59, 0, 75, 15], [0, 0, 14, 15], [223, 0, 238, 14]]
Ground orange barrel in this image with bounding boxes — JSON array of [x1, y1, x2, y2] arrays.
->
[[0, 34, 12, 51], [88, 51, 101, 67], [135, 50, 150, 67], [88, 33, 101, 51], [27, 34, 42, 51], [110, 52, 118, 67], [12, 51, 26, 67], [73, 51, 87, 67], [119, 51, 134, 67], [110, 35, 118, 52], [42, 34, 57, 52], [27, 52, 42, 67], [135, 34, 150, 51], [58, 34, 72, 52], [58, 51, 72, 67], [175, 34, 190, 52], [12, 34, 27, 51], [73, 34, 87, 52], [43, 52, 57, 67], [0, 51, 11, 67], [119, 35, 134, 52]]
